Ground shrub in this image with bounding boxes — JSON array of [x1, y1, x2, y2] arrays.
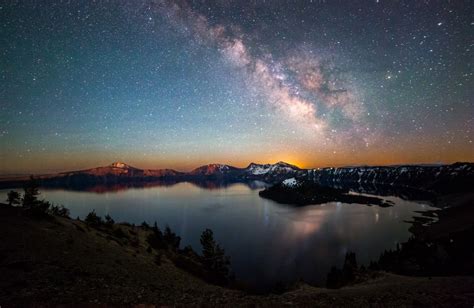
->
[[155, 253, 162, 266], [113, 227, 128, 239], [172, 254, 207, 278], [104, 214, 115, 228], [6, 190, 21, 206], [181, 245, 200, 259], [326, 266, 344, 289], [85, 210, 103, 226], [48, 204, 70, 218], [343, 251, 357, 282], [164, 225, 181, 249], [147, 221, 166, 250], [326, 251, 359, 289], [27, 200, 52, 217], [15, 181, 70, 219], [130, 237, 140, 247], [20, 178, 53, 217]]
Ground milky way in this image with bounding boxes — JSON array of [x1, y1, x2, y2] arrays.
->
[[0, 1, 472, 173]]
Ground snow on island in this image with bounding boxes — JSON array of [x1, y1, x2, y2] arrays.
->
[[282, 177, 298, 187]]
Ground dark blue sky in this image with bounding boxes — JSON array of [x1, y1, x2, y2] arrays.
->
[[1, 0, 472, 173]]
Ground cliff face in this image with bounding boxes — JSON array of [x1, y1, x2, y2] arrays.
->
[[304, 163, 474, 194]]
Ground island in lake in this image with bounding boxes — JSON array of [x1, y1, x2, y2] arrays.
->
[[2, 0, 473, 305]]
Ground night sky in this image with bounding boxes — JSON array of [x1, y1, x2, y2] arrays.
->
[[1, 0, 472, 174]]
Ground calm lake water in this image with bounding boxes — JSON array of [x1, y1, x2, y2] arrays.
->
[[1, 182, 434, 290]]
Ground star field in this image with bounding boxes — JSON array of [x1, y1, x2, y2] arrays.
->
[[0, 0, 472, 174]]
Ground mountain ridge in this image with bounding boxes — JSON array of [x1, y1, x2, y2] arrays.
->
[[0, 161, 473, 196]]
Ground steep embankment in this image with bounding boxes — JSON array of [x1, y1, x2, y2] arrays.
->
[[0, 205, 239, 304], [1, 205, 474, 305]]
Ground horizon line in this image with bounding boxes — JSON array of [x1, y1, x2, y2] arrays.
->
[[1, 160, 472, 178]]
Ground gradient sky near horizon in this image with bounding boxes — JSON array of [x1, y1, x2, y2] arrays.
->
[[0, 0, 473, 174]]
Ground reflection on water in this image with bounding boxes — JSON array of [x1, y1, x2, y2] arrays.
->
[[39, 179, 271, 193], [0, 181, 434, 290]]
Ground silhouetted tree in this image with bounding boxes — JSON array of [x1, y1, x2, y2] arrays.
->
[[152, 221, 158, 231], [326, 251, 359, 288], [200, 228, 231, 283], [326, 266, 344, 289], [6, 190, 21, 206], [85, 210, 103, 226], [164, 225, 181, 249], [181, 245, 199, 258], [21, 178, 52, 216], [22, 176, 40, 208], [343, 251, 358, 282], [147, 221, 165, 249], [104, 214, 115, 228], [48, 204, 70, 217]]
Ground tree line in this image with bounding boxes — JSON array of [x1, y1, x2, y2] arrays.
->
[[5, 176, 69, 217]]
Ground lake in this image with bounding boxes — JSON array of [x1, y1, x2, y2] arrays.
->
[[0, 181, 435, 291]]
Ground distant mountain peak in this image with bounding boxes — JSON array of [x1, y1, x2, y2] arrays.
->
[[189, 163, 238, 175], [245, 161, 301, 176], [207, 163, 229, 168], [275, 161, 299, 168], [110, 162, 130, 168]]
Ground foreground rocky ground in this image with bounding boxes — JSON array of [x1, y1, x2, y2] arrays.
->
[[1, 204, 473, 306]]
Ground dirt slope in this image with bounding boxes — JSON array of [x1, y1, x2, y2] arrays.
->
[[0, 205, 473, 306]]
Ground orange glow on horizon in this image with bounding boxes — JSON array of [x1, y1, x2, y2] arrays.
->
[[0, 134, 472, 175], [1, 148, 472, 175]]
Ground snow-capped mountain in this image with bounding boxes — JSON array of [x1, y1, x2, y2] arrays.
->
[[189, 164, 241, 176], [110, 162, 129, 168], [143, 168, 184, 177], [62, 162, 142, 177], [303, 162, 473, 194], [35, 161, 301, 180], [1, 160, 471, 196], [245, 161, 299, 174], [61, 162, 182, 178], [243, 161, 303, 180]]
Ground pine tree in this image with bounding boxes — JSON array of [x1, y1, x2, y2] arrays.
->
[[104, 214, 115, 227], [164, 225, 181, 249], [343, 251, 358, 282], [200, 229, 231, 283], [85, 210, 103, 226], [6, 190, 21, 206], [147, 221, 165, 249], [22, 176, 40, 208]]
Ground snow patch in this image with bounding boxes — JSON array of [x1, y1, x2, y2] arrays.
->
[[282, 177, 298, 187], [251, 166, 270, 175], [111, 162, 127, 168]]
